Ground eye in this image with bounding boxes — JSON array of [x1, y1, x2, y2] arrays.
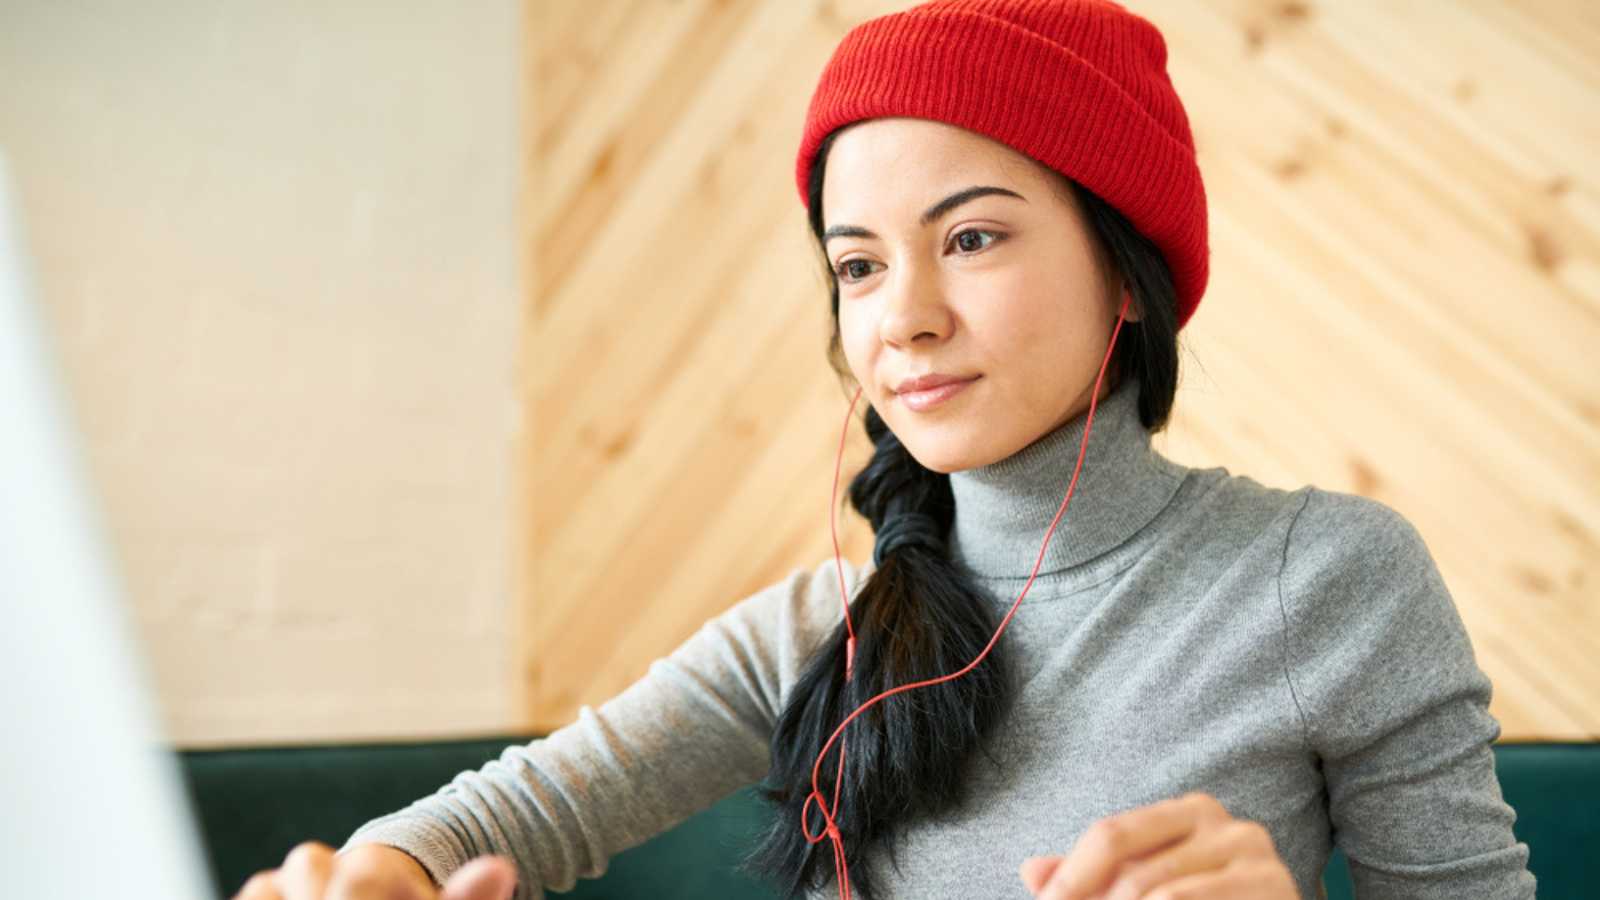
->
[[949, 227, 1003, 254], [830, 228, 1007, 284], [833, 258, 882, 284]]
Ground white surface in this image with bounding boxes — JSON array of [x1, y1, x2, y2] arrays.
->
[[0, 148, 214, 898]]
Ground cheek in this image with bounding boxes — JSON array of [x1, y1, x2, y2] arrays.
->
[[964, 293, 1055, 365], [837, 309, 874, 378], [970, 295, 1096, 397]]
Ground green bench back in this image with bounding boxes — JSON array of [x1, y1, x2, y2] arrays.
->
[[183, 737, 1598, 898]]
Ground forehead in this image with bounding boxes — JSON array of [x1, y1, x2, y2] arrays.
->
[[822, 117, 1039, 204]]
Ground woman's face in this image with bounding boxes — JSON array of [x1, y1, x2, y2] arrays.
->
[[822, 117, 1138, 474]]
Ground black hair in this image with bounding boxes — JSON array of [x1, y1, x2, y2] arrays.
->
[[738, 126, 1184, 900]]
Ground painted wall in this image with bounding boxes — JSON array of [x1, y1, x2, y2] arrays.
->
[[0, 0, 526, 748]]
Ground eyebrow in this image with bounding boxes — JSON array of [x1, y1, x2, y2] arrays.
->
[[822, 185, 1027, 246]]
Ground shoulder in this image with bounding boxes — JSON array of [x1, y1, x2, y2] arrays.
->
[[1157, 469, 1431, 591], [1275, 486, 1463, 655], [1180, 468, 1427, 567], [791, 554, 877, 653], [1175, 466, 1323, 553], [710, 555, 871, 628], [695, 554, 874, 708], [1289, 484, 1424, 549], [1281, 486, 1435, 591], [1271, 489, 1492, 754]]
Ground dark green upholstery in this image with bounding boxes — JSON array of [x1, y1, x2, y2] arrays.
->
[[184, 737, 1596, 899]]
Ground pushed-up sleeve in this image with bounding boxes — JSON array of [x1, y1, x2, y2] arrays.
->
[[337, 556, 864, 899], [1277, 487, 1535, 899]]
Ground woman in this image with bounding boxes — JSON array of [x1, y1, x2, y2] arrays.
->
[[239, 2, 1536, 899]]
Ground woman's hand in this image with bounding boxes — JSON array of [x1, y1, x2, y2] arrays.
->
[[230, 841, 518, 900], [1018, 792, 1299, 900]]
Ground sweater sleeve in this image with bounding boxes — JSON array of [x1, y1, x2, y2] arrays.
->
[[335, 556, 864, 899], [1277, 487, 1535, 899]]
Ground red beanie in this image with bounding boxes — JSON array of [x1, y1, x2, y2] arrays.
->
[[795, 0, 1210, 331]]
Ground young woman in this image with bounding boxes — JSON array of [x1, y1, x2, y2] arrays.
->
[[241, 2, 1536, 899]]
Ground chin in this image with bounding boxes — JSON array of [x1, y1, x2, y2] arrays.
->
[[916, 457, 964, 475], [897, 431, 988, 475]]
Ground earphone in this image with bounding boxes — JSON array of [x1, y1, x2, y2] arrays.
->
[[800, 287, 1135, 900]]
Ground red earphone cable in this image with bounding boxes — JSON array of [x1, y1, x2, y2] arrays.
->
[[801, 290, 1134, 900]]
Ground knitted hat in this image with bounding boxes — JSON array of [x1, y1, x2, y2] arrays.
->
[[795, 0, 1209, 331]]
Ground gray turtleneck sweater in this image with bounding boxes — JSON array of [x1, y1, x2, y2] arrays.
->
[[338, 377, 1535, 899]]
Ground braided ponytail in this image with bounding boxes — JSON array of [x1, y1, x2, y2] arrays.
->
[[741, 400, 1019, 900]]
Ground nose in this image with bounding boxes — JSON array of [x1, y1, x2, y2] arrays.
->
[[878, 261, 954, 349]]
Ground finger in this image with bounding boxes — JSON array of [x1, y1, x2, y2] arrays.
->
[[1038, 793, 1229, 900], [1020, 856, 1062, 893], [440, 855, 518, 900], [326, 856, 426, 900], [1110, 859, 1291, 900], [277, 841, 336, 899], [232, 870, 282, 900], [1100, 820, 1272, 900]]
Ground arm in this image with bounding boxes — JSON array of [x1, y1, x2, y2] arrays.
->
[[1277, 488, 1535, 899], [337, 557, 863, 899]]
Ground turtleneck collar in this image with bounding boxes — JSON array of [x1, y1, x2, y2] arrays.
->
[[947, 376, 1189, 580]]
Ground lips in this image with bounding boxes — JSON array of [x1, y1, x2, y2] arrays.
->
[[896, 375, 979, 411], [895, 373, 979, 394]]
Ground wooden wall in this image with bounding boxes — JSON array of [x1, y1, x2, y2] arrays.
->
[[524, 0, 1599, 741]]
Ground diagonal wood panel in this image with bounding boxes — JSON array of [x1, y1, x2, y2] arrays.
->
[[524, 0, 1599, 740]]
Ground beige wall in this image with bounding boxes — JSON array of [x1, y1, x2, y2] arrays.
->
[[0, 1, 525, 748]]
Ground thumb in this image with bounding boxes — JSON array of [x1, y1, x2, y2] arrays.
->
[[439, 855, 518, 900]]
